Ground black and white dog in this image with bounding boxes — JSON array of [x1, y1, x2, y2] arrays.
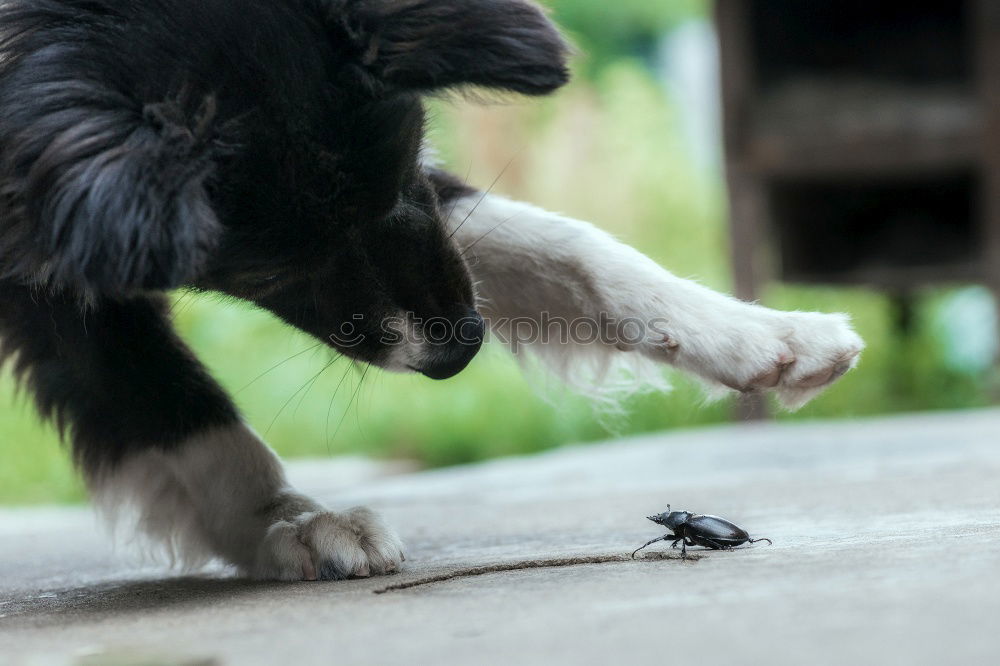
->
[[0, 0, 862, 580]]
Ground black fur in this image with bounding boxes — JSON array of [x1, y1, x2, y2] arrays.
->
[[311, 0, 571, 94], [0, 285, 238, 470], [0, 0, 569, 474]]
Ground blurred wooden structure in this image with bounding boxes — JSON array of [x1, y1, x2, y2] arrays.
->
[[715, 0, 1000, 419]]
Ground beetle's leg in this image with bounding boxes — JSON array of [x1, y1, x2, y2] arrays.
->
[[631, 535, 669, 559], [748, 537, 773, 546], [670, 537, 683, 550]]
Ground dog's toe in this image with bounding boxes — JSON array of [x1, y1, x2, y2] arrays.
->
[[775, 316, 864, 408], [793, 354, 855, 389]]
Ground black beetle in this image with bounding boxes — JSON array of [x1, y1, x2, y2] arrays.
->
[[631, 505, 772, 559]]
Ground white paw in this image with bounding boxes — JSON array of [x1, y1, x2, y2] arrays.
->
[[655, 305, 863, 409], [252, 506, 404, 581], [769, 311, 865, 408]]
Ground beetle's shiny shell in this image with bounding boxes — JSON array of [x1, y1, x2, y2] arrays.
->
[[686, 514, 750, 546]]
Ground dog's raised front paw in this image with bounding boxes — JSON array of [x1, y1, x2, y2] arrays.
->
[[766, 311, 864, 407], [715, 310, 863, 408], [657, 305, 863, 409], [252, 506, 404, 581]]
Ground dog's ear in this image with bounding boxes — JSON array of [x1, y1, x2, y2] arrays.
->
[[0, 78, 223, 294], [324, 0, 571, 95]]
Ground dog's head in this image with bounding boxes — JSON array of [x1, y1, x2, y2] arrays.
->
[[0, 0, 569, 378]]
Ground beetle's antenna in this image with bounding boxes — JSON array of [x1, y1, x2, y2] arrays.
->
[[748, 537, 773, 546]]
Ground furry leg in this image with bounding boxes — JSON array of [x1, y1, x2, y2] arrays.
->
[[0, 284, 403, 579], [439, 188, 863, 408], [94, 422, 403, 580]]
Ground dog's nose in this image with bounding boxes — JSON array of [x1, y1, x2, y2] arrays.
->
[[417, 308, 484, 380]]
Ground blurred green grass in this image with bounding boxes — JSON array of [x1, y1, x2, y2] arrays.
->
[[0, 57, 994, 505]]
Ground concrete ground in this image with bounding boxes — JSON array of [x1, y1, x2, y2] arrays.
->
[[2, 409, 1000, 666]]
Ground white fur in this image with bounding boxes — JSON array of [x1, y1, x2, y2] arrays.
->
[[447, 193, 864, 409], [91, 423, 404, 580]]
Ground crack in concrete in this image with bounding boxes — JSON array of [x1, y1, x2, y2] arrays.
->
[[373, 551, 700, 594]]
